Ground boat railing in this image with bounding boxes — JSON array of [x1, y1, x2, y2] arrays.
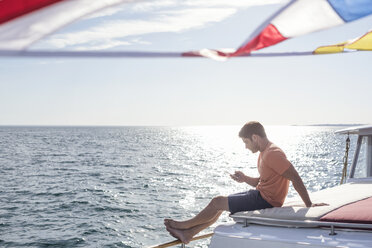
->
[[231, 214, 372, 235], [147, 232, 213, 248]]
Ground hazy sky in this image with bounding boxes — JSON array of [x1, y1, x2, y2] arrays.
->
[[0, 0, 371, 126]]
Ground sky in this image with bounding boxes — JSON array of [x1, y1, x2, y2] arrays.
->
[[0, 0, 371, 126]]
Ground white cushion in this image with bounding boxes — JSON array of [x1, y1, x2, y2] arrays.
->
[[232, 181, 372, 221]]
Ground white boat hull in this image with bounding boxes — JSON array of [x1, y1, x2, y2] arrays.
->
[[209, 222, 372, 248]]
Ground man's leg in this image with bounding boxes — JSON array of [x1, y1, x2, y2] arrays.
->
[[164, 196, 229, 230], [165, 211, 222, 244]]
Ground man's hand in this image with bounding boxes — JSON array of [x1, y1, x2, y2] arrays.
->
[[230, 171, 260, 187], [230, 171, 246, 183]]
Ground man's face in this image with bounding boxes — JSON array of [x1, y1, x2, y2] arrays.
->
[[242, 137, 259, 153]]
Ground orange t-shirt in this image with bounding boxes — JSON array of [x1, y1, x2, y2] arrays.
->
[[256, 143, 290, 207]]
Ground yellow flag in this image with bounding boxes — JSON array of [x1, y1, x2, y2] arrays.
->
[[314, 31, 372, 54]]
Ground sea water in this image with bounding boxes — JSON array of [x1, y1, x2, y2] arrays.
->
[[0, 126, 356, 247]]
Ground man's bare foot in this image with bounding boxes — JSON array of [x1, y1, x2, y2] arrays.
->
[[165, 226, 178, 239], [164, 218, 187, 230], [166, 226, 193, 244]]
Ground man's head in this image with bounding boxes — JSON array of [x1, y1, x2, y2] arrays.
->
[[239, 121, 267, 153]]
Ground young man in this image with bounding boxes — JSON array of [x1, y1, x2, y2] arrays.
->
[[164, 121, 316, 244]]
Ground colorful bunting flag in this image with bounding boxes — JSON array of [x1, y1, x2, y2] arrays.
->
[[0, 0, 371, 59], [0, 0, 134, 50], [314, 30, 372, 54], [230, 0, 372, 57]]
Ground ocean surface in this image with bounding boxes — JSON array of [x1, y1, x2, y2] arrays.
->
[[0, 125, 357, 248]]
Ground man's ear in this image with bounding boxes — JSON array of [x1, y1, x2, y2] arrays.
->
[[251, 134, 258, 142]]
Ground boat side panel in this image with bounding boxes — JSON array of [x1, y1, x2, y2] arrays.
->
[[209, 223, 372, 248]]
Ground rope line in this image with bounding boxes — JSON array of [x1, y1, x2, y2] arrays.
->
[[340, 134, 350, 184]]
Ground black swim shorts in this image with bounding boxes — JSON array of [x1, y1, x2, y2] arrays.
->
[[228, 189, 273, 214]]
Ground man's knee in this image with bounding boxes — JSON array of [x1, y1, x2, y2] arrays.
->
[[210, 196, 229, 211]]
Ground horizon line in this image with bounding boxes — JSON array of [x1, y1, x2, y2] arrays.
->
[[0, 123, 367, 128]]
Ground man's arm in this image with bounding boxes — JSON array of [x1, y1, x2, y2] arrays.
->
[[281, 164, 313, 207], [230, 171, 260, 187]]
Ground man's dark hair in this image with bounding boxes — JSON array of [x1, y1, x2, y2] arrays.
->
[[239, 121, 267, 139]]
